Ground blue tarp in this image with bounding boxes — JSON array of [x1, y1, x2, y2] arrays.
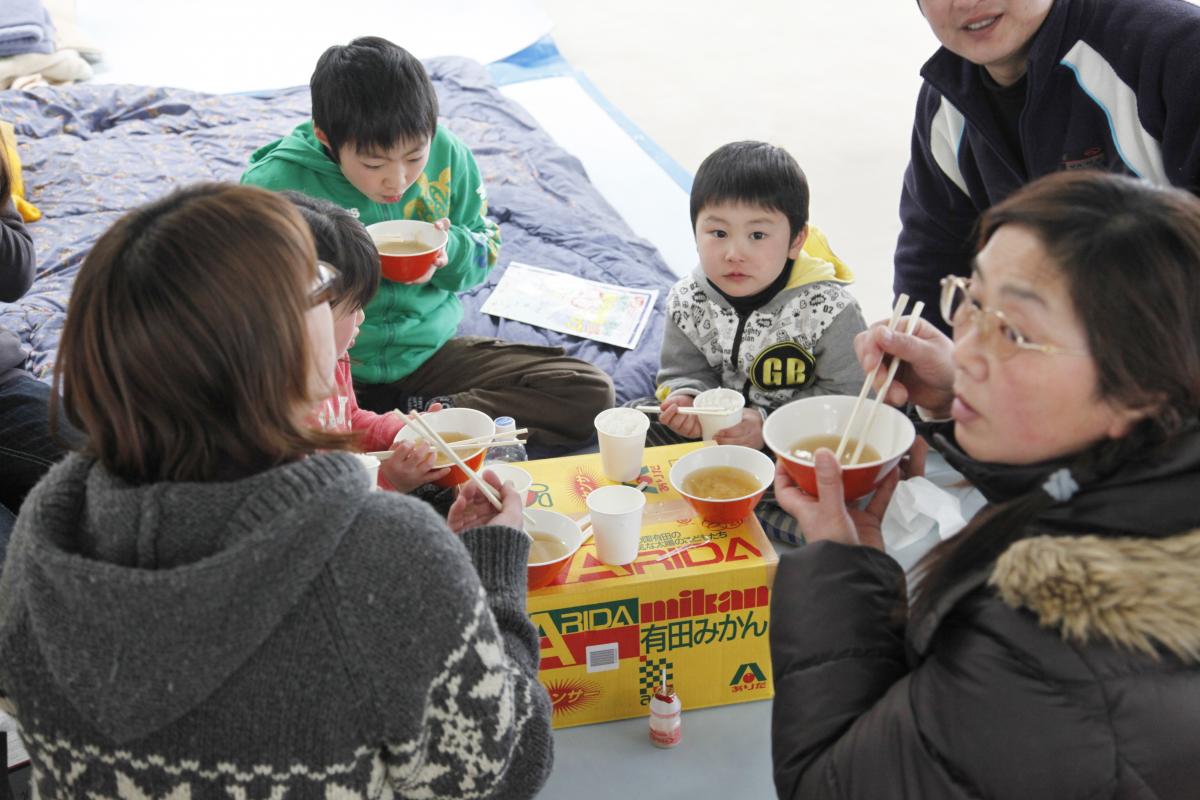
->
[[0, 56, 676, 404]]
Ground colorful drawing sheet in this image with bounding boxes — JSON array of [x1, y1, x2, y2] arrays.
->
[[480, 262, 659, 349]]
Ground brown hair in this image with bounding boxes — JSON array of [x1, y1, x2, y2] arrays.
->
[[54, 182, 352, 483], [911, 170, 1200, 623]]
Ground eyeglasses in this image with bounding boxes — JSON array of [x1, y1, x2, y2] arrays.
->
[[310, 260, 340, 307], [939, 275, 1086, 360]]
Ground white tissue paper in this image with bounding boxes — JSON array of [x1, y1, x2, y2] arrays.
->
[[881, 476, 968, 555]]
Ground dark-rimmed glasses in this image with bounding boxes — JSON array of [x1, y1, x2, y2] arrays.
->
[[310, 260, 340, 307]]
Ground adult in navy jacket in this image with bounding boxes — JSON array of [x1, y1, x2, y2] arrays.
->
[[897, 0, 1200, 330]]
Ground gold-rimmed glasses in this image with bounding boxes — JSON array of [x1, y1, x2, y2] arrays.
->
[[939, 275, 1086, 360]]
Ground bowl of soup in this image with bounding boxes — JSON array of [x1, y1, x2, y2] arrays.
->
[[668, 445, 775, 524], [366, 220, 448, 283], [391, 407, 494, 488], [762, 395, 915, 501], [524, 509, 585, 590]]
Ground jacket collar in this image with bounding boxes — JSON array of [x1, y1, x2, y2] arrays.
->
[[909, 419, 1200, 657], [918, 0, 1073, 117], [990, 529, 1200, 663], [689, 251, 850, 312], [909, 528, 1200, 664], [924, 419, 1200, 537]]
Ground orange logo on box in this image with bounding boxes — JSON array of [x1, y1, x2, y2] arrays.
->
[[546, 679, 603, 716], [569, 468, 602, 502]]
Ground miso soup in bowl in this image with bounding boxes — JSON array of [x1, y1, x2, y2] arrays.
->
[[524, 509, 585, 590], [366, 220, 448, 283], [668, 445, 775, 524], [762, 395, 914, 501], [391, 407, 494, 488]]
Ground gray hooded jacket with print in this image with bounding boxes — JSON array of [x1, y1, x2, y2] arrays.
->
[[657, 248, 866, 413]]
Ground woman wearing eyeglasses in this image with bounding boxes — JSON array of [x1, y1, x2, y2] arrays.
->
[[0, 184, 552, 798], [770, 170, 1200, 799]]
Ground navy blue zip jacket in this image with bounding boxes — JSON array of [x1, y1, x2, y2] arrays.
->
[[895, 0, 1200, 330]]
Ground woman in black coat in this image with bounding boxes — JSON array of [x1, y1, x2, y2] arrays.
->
[[770, 171, 1200, 799]]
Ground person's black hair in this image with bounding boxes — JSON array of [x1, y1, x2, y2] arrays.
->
[[689, 141, 810, 240], [282, 191, 379, 311], [910, 170, 1200, 628], [310, 36, 438, 162]]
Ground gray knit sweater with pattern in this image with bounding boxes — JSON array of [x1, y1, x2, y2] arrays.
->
[[0, 451, 553, 798]]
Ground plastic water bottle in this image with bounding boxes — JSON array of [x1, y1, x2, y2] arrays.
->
[[485, 416, 527, 464]]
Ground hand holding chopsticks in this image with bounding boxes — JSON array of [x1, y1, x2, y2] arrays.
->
[[636, 404, 734, 417], [363, 427, 527, 461], [404, 411, 536, 538]]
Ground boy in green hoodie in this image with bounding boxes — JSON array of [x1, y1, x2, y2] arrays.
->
[[242, 37, 613, 449]]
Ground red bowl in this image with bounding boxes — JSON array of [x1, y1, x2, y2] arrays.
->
[[524, 509, 585, 590], [762, 395, 915, 501], [366, 220, 448, 283], [391, 407, 494, 488], [668, 445, 775, 524]]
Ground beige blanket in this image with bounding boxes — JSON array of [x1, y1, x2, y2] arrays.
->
[[0, 0, 98, 90]]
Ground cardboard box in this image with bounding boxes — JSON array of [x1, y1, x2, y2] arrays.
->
[[520, 442, 778, 728]]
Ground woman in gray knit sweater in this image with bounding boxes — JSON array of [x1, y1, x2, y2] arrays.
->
[[0, 183, 553, 799]]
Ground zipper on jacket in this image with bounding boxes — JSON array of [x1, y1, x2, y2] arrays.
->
[[724, 311, 744, 383]]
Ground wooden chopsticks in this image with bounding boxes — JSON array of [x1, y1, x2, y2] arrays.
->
[[834, 294, 924, 466], [402, 411, 536, 535]]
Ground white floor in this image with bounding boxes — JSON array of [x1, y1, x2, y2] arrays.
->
[[540, 0, 940, 323], [72, 0, 939, 323]]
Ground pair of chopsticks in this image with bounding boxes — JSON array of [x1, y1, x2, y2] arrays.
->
[[364, 427, 527, 461], [635, 405, 733, 417], [833, 293, 925, 466], [401, 411, 536, 537]]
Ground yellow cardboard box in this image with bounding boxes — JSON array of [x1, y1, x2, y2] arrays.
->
[[520, 442, 778, 728]]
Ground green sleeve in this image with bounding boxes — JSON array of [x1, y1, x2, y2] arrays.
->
[[431, 140, 501, 293]]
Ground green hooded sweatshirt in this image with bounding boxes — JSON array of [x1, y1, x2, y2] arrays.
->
[[241, 122, 501, 384]]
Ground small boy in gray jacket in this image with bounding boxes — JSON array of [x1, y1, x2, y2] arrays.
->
[[645, 141, 867, 543]]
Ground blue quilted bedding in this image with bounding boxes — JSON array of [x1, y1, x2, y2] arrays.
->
[[0, 57, 674, 404]]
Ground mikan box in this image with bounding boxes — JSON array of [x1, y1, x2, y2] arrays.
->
[[518, 442, 778, 728]]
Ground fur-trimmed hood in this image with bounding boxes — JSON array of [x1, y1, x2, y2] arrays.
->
[[990, 529, 1200, 663]]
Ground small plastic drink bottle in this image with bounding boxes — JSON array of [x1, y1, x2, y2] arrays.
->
[[484, 416, 527, 464], [648, 667, 681, 748]]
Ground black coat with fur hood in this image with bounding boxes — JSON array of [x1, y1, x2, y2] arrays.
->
[[770, 423, 1200, 799]]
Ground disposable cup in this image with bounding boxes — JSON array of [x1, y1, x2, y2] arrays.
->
[[483, 463, 533, 496], [594, 408, 649, 482], [353, 454, 381, 490], [585, 484, 646, 566], [694, 388, 745, 441]]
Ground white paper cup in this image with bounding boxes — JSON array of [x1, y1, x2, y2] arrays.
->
[[353, 454, 381, 490], [585, 484, 646, 566], [483, 463, 533, 495], [695, 388, 745, 441], [594, 408, 650, 482]]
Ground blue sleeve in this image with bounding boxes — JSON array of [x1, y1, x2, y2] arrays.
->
[[894, 86, 981, 334]]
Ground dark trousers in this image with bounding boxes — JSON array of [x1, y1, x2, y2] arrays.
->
[[355, 337, 615, 450], [0, 374, 77, 560]]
